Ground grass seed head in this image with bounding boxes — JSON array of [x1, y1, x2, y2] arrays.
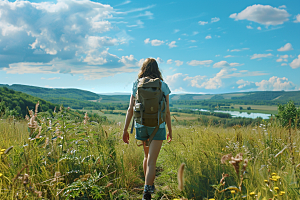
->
[[178, 163, 185, 191]]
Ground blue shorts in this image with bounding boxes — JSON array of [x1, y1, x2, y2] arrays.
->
[[135, 127, 166, 141]]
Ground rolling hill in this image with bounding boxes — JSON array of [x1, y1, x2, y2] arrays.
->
[[1, 84, 300, 110], [0, 86, 57, 117]]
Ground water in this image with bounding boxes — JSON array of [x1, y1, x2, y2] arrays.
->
[[191, 109, 272, 119], [213, 110, 271, 119]]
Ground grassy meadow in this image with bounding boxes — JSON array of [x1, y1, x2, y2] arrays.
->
[[0, 105, 300, 200]]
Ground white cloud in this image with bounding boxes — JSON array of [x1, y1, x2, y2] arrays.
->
[[230, 4, 290, 26], [167, 68, 270, 91], [224, 55, 234, 58], [213, 61, 243, 68], [290, 55, 300, 69], [278, 5, 286, 9], [281, 63, 287, 66], [138, 58, 146, 67], [119, 55, 137, 67], [41, 77, 61, 80], [294, 14, 300, 23], [277, 43, 293, 51], [144, 38, 150, 44], [205, 35, 212, 39], [144, 38, 165, 46], [236, 79, 256, 89], [151, 39, 164, 46], [192, 31, 199, 35], [230, 48, 249, 52], [195, 68, 238, 89], [256, 76, 298, 91], [0, 0, 146, 79], [48, 77, 61, 80], [165, 73, 188, 91], [246, 25, 253, 29], [167, 59, 173, 64], [251, 53, 273, 59], [127, 19, 144, 28], [257, 26, 262, 30], [173, 87, 185, 93], [175, 60, 183, 66], [174, 29, 180, 33], [184, 75, 207, 88], [134, 11, 153, 19], [156, 57, 164, 63], [189, 40, 196, 43], [168, 41, 177, 48], [4, 53, 140, 80], [198, 21, 208, 25], [211, 17, 220, 23], [187, 60, 213, 66], [276, 55, 289, 62]]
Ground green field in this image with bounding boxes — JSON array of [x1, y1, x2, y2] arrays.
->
[[1, 105, 300, 199]]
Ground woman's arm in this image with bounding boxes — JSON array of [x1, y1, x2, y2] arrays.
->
[[123, 94, 135, 144], [165, 94, 172, 142]]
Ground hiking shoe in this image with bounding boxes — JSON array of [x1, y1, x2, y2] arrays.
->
[[142, 192, 151, 200], [150, 184, 155, 194]]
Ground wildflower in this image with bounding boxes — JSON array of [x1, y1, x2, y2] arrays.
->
[[271, 173, 277, 176], [249, 192, 255, 196], [0, 173, 3, 177], [221, 153, 232, 164], [270, 178, 277, 182], [274, 187, 279, 191], [279, 191, 285, 195], [83, 112, 89, 125], [1, 149, 5, 152], [231, 190, 236, 194], [0, 152, 3, 155], [264, 180, 268, 183]]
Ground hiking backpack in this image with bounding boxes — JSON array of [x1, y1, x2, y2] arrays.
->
[[131, 77, 166, 145]]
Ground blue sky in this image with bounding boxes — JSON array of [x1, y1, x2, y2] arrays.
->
[[0, 0, 300, 94]]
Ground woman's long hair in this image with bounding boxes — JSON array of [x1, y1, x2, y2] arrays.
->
[[138, 58, 163, 81]]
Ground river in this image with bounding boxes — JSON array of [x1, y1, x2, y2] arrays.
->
[[191, 109, 272, 119]]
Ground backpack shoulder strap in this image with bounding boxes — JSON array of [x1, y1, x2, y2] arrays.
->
[[144, 125, 159, 147]]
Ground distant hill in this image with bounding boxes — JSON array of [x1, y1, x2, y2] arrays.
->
[[170, 91, 300, 103], [0, 86, 57, 117], [0, 84, 100, 101], [1, 84, 300, 110], [0, 84, 131, 109]]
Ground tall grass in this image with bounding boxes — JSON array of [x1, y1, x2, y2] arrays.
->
[[1, 106, 300, 199]]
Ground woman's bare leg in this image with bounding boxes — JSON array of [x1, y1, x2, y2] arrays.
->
[[145, 140, 163, 185], [143, 142, 149, 177]]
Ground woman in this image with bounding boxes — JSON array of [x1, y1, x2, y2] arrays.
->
[[123, 58, 172, 200]]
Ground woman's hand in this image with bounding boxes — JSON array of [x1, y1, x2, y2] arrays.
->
[[123, 129, 130, 144], [167, 131, 172, 143]]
